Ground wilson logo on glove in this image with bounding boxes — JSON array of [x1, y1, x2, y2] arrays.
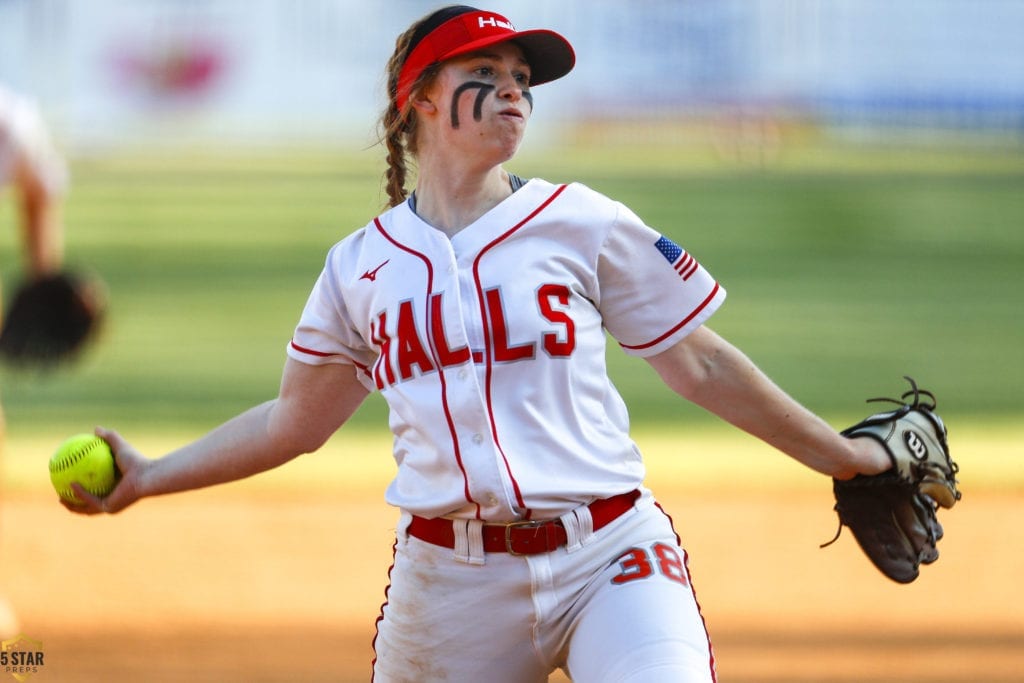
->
[[903, 430, 929, 461]]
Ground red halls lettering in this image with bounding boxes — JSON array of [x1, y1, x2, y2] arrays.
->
[[484, 288, 535, 362], [370, 311, 395, 390], [430, 293, 471, 366], [537, 283, 575, 357], [372, 285, 578, 390], [395, 300, 434, 379]]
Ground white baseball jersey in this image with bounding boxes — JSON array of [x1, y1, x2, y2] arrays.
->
[[288, 178, 725, 521], [0, 85, 68, 194]]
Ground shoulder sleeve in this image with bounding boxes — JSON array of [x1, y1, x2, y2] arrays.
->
[[0, 91, 68, 195], [287, 237, 378, 391], [597, 201, 726, 357]]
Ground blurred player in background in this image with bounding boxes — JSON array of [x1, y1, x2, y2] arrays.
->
[[60, 6, 891, 681], [0, 82, 68, 637], [0, 83, 66, 285]]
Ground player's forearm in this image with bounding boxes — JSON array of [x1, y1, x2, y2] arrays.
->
[[685, 349, 859, 476], [711, 379, 883, 479], [19, 172, 64, 278], [649, 327, 890, 478], [137, 400, 305, 498]]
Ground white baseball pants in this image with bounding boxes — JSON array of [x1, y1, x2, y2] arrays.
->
[[372, 490, 717, 682]]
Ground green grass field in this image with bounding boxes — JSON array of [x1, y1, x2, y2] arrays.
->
[[1, 140, 1022, 442]]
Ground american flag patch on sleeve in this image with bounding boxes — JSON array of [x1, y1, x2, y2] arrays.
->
[[654, 235, 699, 281]]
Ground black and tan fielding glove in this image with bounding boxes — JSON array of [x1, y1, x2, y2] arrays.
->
[[822, 377, 961, 583], [0, 271, 106, 369]]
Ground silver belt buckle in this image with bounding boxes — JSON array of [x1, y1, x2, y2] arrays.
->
[[504, 520, 546, 556]]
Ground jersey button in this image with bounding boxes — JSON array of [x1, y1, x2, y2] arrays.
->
[[472, 433, 484, 445]]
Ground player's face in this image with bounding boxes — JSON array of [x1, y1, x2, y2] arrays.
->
[[420, 41, 534, 164]]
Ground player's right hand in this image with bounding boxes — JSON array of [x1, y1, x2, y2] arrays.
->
[[61, 427, 148, 515]]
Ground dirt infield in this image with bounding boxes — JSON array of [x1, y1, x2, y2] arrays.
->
[[3, 478, 1022, 683], [2, 428, 1022, 682]]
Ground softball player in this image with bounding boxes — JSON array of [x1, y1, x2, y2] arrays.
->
[[0, 83, 67, 289], [65, 6, 892, 681], [1, 82, 68, 638]]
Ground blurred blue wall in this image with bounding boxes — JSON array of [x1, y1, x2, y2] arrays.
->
[[1, 0, 1022, 151]]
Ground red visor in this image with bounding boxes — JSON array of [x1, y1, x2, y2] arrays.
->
[[396, 9, 575, 111]]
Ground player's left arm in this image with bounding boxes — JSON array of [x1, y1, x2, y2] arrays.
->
[[11, 137, 65, 278], [646, 325, 890, 479]]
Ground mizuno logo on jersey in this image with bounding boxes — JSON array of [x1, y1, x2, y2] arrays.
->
[[360, 260, 390, 282], [654, 236, 699, 281]]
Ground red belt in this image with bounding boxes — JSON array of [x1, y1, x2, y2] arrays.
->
[[407, 490, 640, 556]]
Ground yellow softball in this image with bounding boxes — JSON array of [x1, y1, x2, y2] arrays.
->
[[49, 433, 117, 504]]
